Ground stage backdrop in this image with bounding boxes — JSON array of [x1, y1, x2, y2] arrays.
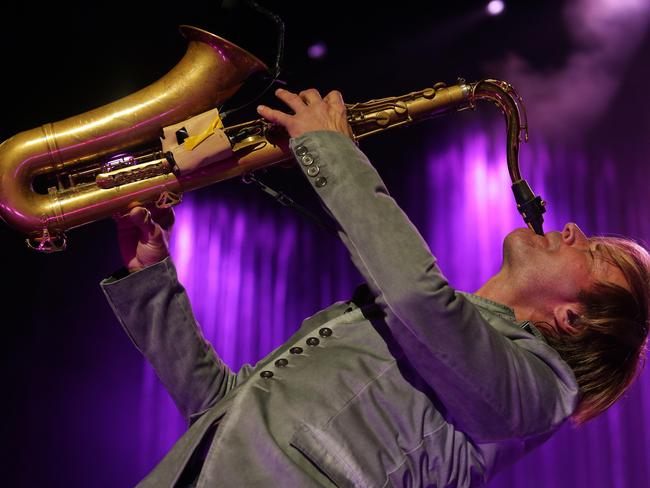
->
[[128, 116, 650, 488]]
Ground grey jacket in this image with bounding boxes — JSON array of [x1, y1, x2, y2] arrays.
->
[[101, 131, 579, 487]]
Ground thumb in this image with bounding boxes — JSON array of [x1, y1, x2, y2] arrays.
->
[[128, 207, 157, 240]]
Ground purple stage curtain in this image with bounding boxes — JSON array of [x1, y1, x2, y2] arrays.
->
[[135, 119, 650, 487]]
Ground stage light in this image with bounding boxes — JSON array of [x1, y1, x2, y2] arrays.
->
[[307, 42, 327, 60], [486, 0, 505, 16]]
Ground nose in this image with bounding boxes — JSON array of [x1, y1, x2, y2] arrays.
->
[[562, 222, 589, 246]]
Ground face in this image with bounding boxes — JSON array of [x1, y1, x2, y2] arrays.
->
[[501, 222, 629, 308]]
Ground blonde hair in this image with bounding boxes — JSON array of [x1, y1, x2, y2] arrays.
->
[[544, 236, 650, 425]]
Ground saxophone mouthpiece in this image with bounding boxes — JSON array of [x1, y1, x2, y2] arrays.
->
[[511, 179, 546, 236]]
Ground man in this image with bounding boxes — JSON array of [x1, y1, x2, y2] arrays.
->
[[101, 88, 649, 487]]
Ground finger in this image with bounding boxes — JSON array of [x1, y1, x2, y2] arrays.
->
[[274, 88, 307, 113], [299, 88, 322, 105], [150, 206, 175, 231], [128, 207, 156, 237], [257, 105, 294, 126], [114, 206, 143, 229], [323, 90, 345, 108]]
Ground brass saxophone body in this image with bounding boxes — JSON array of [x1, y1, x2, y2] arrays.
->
[[0, 26, 545, 252]]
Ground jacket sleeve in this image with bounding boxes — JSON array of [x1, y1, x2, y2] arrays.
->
[[291, 131, 578, 441], [100, 256, 249, 421]]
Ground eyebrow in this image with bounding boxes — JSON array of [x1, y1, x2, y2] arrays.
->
[[589, 241, 622, 282], [588, 247, 597, 273], [587, 240, 603, 274]]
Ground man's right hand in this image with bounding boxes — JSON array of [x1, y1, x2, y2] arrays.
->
[[114, 206, 175, 273]]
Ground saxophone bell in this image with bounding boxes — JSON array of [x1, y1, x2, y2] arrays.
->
[[0, 25, 269, 252]]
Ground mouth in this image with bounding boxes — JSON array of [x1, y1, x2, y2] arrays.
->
[[527, 231, 547, 247], [541, 230, 563, 249], [522, 227, 551, 247]]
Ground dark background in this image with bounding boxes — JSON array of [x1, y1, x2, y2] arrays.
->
[[1, 1, 649, 486]]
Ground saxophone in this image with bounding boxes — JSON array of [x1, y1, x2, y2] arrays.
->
[[0, 26, 545, 252]]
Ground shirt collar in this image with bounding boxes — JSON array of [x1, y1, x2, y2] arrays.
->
[[456, 291, 548, 344]]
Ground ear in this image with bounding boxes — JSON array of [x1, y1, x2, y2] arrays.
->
[[552, 303, 582, 335]]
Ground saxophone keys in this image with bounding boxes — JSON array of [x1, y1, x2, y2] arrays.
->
[[25, 228, 67, 253], [155, 191, 182, 209]]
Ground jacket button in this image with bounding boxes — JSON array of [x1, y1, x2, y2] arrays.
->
[[307, 165, 320, 177], [315, 176, 327, 188], [301, 155, 314, 166], [296, 145, 308, 156], [319, 327, 333, 337], [306, 337, 320, 347], [260, 370, 274, 379], [289, 346, 303, 355], [275, 358, 289, 368]]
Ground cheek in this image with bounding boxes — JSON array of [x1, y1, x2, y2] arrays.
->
[[553, 260, 592, 297]]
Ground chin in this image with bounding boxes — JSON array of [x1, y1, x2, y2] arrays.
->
[[504, 227, 534, 246], [502, 228, 536, 267]]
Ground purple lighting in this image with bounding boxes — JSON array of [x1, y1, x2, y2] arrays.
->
[[486, 0, 505, 16], [307, 42, 328, 59]]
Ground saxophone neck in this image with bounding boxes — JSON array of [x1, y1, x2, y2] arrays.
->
[[469, 79, 529, 182], [345, 78, 544, 235], [469, 80, 545, 235]]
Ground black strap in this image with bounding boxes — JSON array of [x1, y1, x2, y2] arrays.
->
[[241, 172, 338, 236]]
